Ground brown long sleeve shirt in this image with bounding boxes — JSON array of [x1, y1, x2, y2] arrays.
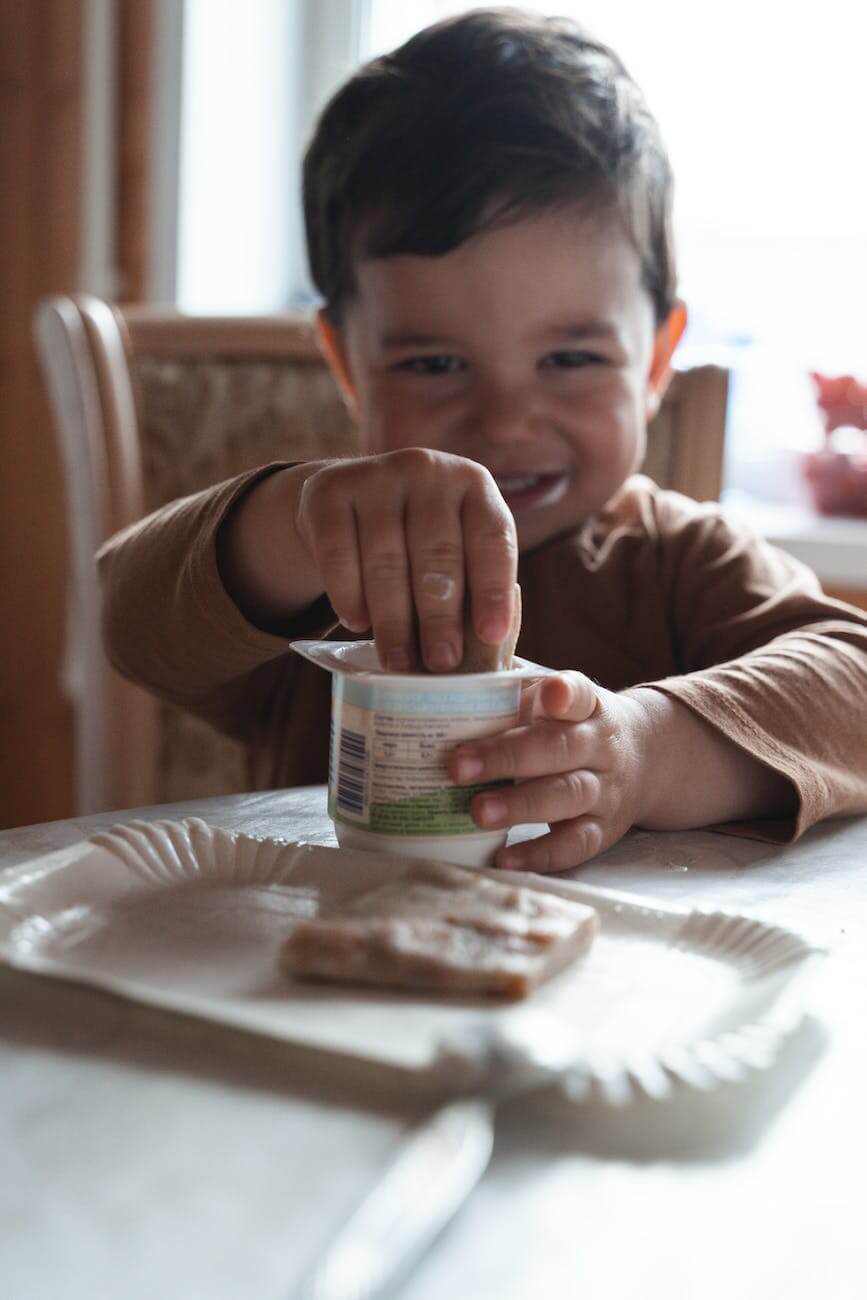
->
[[98, 466, 867, 843]]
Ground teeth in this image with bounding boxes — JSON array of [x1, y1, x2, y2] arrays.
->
[[497, 474, 541, 492]]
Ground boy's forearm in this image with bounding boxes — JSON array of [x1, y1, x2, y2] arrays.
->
[[626, 687, 798, 830], [218, 463, 327, 631]]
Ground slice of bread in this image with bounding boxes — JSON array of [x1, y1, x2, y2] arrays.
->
[[280, 857, 597, 999]]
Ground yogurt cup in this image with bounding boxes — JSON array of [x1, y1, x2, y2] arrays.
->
[[291, 640, 552, 868]]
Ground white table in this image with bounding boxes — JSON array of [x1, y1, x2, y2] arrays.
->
[[2, 787, 866, 1300]]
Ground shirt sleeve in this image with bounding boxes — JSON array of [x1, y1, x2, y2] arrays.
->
[[642, 490, 867, 841], [97, 463, 338, 745]]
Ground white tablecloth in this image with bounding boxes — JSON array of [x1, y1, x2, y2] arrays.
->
[[1, 787, 866, 1300]]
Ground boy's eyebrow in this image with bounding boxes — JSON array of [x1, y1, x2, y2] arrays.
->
[[379, 321, 623, 351], [380, 331, 459, 350], [545, 319, 620, 342], [380, 322, 621, 349]]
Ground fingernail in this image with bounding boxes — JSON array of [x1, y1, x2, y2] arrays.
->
[[477, 795, 506, 826], [498, 848, 525, 870], [427, 641, 457, 672], [384, 648, 410, 673], [455, 754, 483, 782]]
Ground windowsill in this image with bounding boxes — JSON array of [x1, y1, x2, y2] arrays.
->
[[722, 491, 867, 589]]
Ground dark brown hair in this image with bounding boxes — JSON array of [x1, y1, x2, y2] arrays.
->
[[303, 7, 676, 324]]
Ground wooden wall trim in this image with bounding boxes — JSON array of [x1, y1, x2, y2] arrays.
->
[[0, 0, 83, 826], [116, 0, 154, 302]]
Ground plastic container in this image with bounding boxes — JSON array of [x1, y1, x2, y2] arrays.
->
[[291, 640, 551, 868]]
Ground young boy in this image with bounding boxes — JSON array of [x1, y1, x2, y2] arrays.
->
[[99, 8, 867, 873]]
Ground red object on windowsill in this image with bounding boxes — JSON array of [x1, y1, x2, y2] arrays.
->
[[801, 372, 867, 517], [802, 447, 867, 518]]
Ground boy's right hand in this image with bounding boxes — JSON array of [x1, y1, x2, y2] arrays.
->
[[222, 449, 518, 673], [296, 448, 518, 672]]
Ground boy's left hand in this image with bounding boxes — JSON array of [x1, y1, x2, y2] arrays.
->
[[450, 669, 798, 872], [448, 672, 647, 872]]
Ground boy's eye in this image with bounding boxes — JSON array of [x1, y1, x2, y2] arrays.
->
[[540, 350, 605, 370], [394, 355, 465, 375]]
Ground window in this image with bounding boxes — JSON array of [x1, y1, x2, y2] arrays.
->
[[175, 0, 366, 313]]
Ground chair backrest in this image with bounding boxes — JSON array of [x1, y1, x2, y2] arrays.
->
[[34, 293, 727, 815], [34, 295, 356, 813], [642, 362, 728, 504]]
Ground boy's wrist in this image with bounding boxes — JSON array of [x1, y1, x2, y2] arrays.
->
[[623, 685, 726, 828], [218, 462, 328, 631], [623, 686, 797, 830], [616, 688, 667, 827]]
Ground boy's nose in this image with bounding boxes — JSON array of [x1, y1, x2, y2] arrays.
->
[[473, 381, 539, 444]]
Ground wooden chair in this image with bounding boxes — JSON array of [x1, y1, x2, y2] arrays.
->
[[34, 296, 356, 814], [34, 293, 727, 815], [642, 362, 728, 505]]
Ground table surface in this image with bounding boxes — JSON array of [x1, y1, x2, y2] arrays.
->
[[2, 787, 866, 1300]]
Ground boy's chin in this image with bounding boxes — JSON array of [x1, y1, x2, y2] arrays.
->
[[514, 507, 585, 554], [512, 487, 621, 552]]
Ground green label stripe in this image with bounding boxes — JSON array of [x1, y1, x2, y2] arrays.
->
[[365, 782, 505, 836]]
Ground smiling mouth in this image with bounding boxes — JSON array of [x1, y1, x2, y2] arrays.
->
[[493, 471, 571, 510], [496, 473, 546, 492]]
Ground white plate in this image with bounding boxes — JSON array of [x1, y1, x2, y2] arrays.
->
[[0, 818, 826, 1104]]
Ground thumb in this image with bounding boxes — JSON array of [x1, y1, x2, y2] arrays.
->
[[520, 671, 598, 725]]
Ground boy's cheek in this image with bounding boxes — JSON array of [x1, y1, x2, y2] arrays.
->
[[356, 396, 414, 453], [356, 384, 460, 454]]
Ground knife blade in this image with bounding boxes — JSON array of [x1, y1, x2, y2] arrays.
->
[[290, 1096, 495, 1300]]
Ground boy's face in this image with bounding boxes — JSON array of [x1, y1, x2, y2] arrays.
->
[[322, 204, 683, 551]]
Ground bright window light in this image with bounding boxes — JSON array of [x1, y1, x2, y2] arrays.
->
[[176, 0, 296, 313]]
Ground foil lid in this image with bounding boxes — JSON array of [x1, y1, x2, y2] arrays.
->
[[290, 639, 554, 683]]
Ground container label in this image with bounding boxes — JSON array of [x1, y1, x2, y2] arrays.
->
[[328, 683, 517, 836]]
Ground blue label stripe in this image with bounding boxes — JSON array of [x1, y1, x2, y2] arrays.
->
[[339, 678, 519, 714]]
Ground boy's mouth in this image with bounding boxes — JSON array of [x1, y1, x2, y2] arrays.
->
[[493, 471, 571, 512]]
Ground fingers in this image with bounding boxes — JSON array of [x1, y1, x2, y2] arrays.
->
[[472, 768, 602, 831], [446, 675, 625, 873], [462, 480, 519, 645], [496, 819, 605, 874], [404, 463, 511, 671], [299, 450, 517, 672], [409, 474, 516, 670], [296, 475, 368, 632], [407, 500, 466, 672], [355, 506, 416, 671], [449, 674, 599, 785], [450, 720, 590, 785], [519, 672, 598, 726]]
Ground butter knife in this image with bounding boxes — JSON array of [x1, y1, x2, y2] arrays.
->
[[290, 1095, 495, 1300], [290, 1011, 587, 1300]]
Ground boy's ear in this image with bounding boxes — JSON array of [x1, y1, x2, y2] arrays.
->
[[315, 310, 358, 416], [646, 301, 688, 420]]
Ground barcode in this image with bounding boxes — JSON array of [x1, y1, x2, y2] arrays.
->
[[336, 726, 368, 816]]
